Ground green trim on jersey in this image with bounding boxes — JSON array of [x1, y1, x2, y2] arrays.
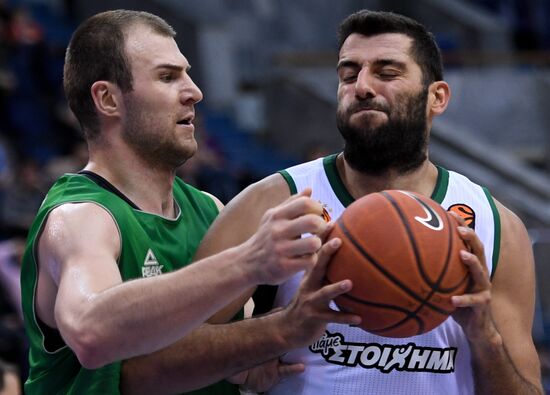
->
[[483, 187, 501, 279], [323, 154, 354, 207], [284, 153, 500, 287], [431, 166, 449, 203], [278, 170, 297, 194], [21, 174, 238, 395], [321, 155, 449, 207]]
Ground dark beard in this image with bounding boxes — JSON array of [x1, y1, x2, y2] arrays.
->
[[336, 89, 429, 175]]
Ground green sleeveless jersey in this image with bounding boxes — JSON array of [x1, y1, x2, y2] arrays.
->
[[21, 173, 240, 395]]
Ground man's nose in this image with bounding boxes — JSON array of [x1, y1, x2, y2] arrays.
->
[[355, 69, 376, 99], [182, 75, 203, 104]]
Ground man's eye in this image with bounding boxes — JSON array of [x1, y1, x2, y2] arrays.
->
[[160, 74, 174, 82], [378, 71, 399, 79], [341, 73, 357, 83]]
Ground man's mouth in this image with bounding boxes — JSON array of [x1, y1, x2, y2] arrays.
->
[[177, 116, 193, 126], [353, 106, 385, 114]]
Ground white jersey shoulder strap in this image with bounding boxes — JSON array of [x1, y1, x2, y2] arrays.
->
[[432, 166, 501, 277]]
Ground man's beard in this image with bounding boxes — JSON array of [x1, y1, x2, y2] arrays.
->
[[336, 88, 429, 175], [121, 94, 196, 170]]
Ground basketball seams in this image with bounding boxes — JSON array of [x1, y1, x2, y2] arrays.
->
[[436, 214, 470, 293], [337, 217, 451, 317], [339, 292, 425, 335], [382, 191, 434, 288], [433, 212, 456, 293], [385, 192, 466, 294], [327, 190, 471, 337], [382, 191, 448, 333], [382, 191, 454, 318]]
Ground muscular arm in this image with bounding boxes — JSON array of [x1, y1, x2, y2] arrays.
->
[[121, 239, 359, 395], [39, 188, 327, 369], [453, 201, 542, 394], [121, 320, 285, 394], [42, 203, 258, 369], [195, 174, 292, 323]]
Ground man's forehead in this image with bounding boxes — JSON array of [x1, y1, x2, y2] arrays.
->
[[124, 24, 188, 68], [339, 32, 414, 61]]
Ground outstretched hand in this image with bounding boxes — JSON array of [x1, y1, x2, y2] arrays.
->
[[228, 237, 360, 392], [279, 237, 361, 349], [449, 213, 501, 346]]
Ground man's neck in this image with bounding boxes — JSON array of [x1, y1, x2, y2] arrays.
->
[[335, 153, 439, 200], [85, 144, 177, 218]]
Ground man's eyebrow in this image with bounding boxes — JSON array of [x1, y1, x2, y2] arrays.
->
[[372, 59, 407, 69], [336, 59, 359, 71], [154, 64, 191, 72], [336, 58, 408, 71]]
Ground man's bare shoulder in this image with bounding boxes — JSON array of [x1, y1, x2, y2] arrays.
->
[[35, 201, 123, 328], [39, 202, 121, 279], [490, 198, 533, 280], [43, 202, 120, 243], [194, 173, 291, 260], [225, 173, 292, 213], [495, 199, 523, 228]]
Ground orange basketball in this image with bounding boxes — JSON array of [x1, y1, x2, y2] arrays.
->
[[326, 190, 471, 338]]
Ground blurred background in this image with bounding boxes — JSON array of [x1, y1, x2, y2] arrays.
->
[[0, 0, 549, 392]]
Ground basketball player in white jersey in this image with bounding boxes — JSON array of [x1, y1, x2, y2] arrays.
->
[[195, 10, 543, 394]]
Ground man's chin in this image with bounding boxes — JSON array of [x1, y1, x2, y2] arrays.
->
[[177, 144, 198, 165]]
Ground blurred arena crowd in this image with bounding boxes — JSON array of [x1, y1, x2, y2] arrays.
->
[[0, 2, 256, 391], [0, 0, 548, 393]]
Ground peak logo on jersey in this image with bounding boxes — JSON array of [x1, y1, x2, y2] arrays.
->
[[447, 204, 475, 230], [309, 331, 457, 374], [142, 249, 164, 277]]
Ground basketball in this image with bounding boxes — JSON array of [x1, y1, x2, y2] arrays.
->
[[326, 190, 471, 338]]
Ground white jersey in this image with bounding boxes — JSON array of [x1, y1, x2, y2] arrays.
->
[[267, 154, 500, 395]]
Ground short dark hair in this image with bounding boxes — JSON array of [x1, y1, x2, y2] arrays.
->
[[63, 10, 176, 139], [338, 10, 443, 86]]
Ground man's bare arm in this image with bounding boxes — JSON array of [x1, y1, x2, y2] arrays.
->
[[196, 174, 292, 323], [452, 202, 542, 394], [121, 239, 360, 395], [40, 189, 328, 369]]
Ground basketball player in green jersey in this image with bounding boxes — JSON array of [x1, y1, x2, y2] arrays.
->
[[20, 10, 361, 395], [194, 10, 543, 394]]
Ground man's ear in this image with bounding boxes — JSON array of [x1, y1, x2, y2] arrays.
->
[[90, 81, 122, 118], [427, 80, 451, 117]]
